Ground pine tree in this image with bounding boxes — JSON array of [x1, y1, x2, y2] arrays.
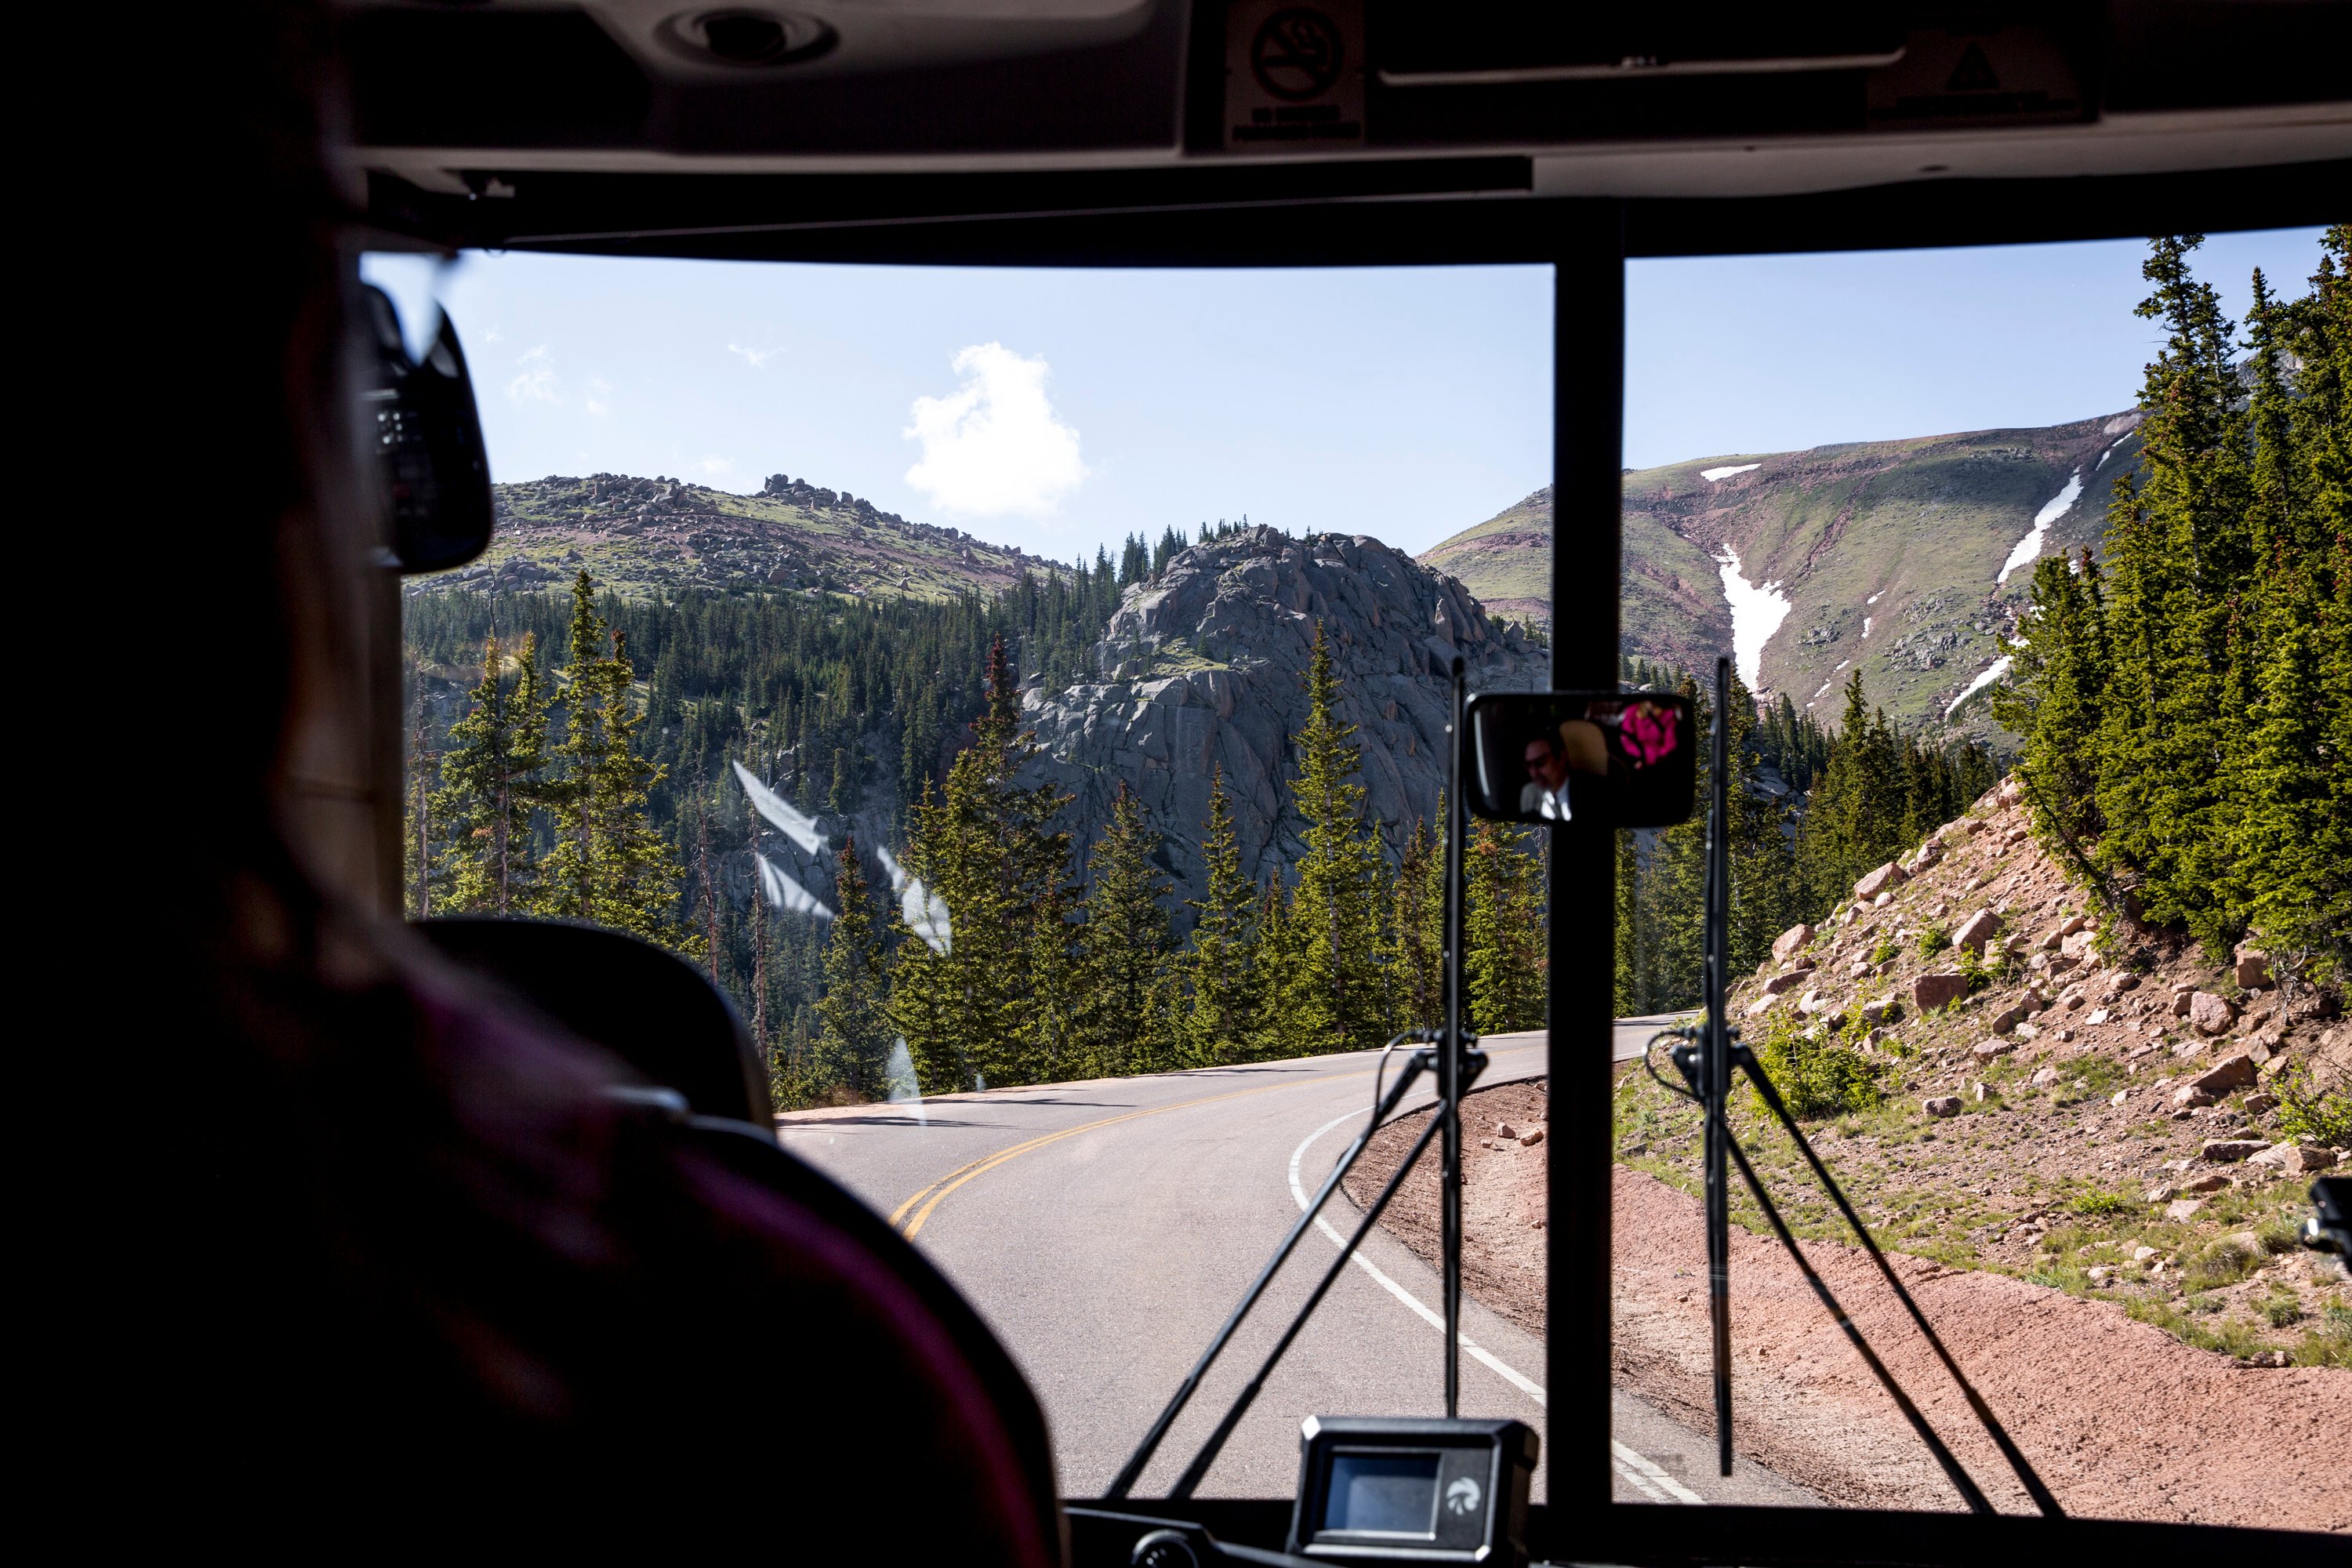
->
[[887, 635, 1076, 1092], [2096, 237, 2252, 946], [543, 572, 691, 946], [1178, 768, 1265, 1064], [1276, 623, 1390, 1053], [813, 835, 893, 1099], [432, 632, 550, 915], [1387, 810, 1447, 1036], [1078, 784, 1175, 1076], [1463, 818, 1546, 1033]]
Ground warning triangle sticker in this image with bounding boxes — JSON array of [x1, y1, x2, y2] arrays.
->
[[1946, 42, 2000, 93]]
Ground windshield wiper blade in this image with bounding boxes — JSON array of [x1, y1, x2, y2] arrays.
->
[[1737, 1045, 2065, 1517], [1102, 1035, 1436, 1501], [1166, 1049, 1486, 1501]]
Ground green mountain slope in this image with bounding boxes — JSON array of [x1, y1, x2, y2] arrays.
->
[[416, 470, 1060, 602], [1417, 412, 2143, 737]]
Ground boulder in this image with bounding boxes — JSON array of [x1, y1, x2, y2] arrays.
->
[[2188, 1054, 2258, 1095], [2200, 1139, 2270, 1163], [1923, 1096, 1962, 1118], [1860, 996, 1900, 1025], [1998, 777, 2024, 806], [2169, 984, 2196, 1018], [1762, 969, 1810, 996], [1854, 862, 1907, 901], [2188, 993, 2238, 1036], [1912, 971, 1969, 1011], [1744, 993, 1781, 1018], [1973, 1039, 2017, 1061], [2031, 1066, 2061, 1087], [2234, 946, 2274, 991], [2165, 1198, 2205, 1221], [1990, 1000, 2031, 1034], [2169, 1084, 2216, 1109], [2248, 1143, 2339, 1173], [1772, 923, 1816, 962], [1954, 909, 2003, 955], [2180, 1171, 2232, 1194], [2242, 1092, 2279, 1116], [1798, 989, 1835, 1016]]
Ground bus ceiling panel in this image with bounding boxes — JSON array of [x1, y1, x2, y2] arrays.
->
[[345, 1, 1187, 156], [1526, 107, 2352, 201], [360, 144, 2350, 267]]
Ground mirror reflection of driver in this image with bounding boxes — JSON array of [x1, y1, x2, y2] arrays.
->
[[1519, 719, 1608, 821]]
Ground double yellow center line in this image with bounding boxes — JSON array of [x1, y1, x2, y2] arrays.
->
[[884, 1042, 1546, 1240], [888, 1074, 1358, 1239]]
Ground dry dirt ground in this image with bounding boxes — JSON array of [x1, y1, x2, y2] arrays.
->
[[1347, 1078, 2352, 1528]]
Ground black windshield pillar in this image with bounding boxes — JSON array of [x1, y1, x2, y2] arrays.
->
[[1546, 206, 1624, 1519]]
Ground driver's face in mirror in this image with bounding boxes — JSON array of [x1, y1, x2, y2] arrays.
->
[[1518, 720, 1607, 820]]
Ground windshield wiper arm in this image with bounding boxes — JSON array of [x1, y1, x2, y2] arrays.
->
[[1102, 1034, 1436, 1501]]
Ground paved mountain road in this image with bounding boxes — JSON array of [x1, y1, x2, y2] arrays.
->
[[778, 1022, 1807, 1507]]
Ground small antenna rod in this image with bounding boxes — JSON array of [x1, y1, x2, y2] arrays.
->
[[1704, 656, 1733, 1475], [1441, 655, 1468, 1416]]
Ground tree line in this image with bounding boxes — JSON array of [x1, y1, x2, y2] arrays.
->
[[1614, 658, 2001, 1016], [1994, 229, 2350, 983], [793, 625, 1547, 1104], [408, 567, 1552, 1104]]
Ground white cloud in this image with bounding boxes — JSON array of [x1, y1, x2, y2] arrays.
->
[[697, 455, 734, 479], [728, 343, 782, 369], [482, 326, 504, 344], [585, 376, 613, 418], [506, 345, 559, 403], [903, 342, 1085, 517]]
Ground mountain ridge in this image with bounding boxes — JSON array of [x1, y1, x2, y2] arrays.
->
[[1417, 411, 2145, 739]]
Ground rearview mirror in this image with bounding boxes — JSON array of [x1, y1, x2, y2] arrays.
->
[[362, 284, 494, 573], [1462, 691, 1697, 828]]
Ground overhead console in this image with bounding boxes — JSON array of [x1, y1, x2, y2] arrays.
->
[[343, 3, 2349, 265]]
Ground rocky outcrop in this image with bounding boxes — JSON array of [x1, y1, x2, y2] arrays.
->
[[1017, 527, 1543, 921]]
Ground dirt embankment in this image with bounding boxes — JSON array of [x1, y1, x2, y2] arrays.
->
[[1345, 1080, 2352, 1530]]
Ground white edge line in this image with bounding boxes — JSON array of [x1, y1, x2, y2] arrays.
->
[[1613, 1441, 1708, 1505], [1287, 1108, 1705, 1505]]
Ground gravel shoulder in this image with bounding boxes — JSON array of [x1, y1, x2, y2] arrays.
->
[[1348, 1080, 2352, 1529]]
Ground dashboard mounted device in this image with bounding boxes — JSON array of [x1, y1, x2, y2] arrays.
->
[[1290, 1416, 1535, 1566]]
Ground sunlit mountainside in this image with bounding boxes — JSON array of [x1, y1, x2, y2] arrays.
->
[[1418, 411, 2147, 739], [428, 470, 1058, 604]]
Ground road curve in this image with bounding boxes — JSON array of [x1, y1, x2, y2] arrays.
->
[[779, 1027, 1809, 1507]]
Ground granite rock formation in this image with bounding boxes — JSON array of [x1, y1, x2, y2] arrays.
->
[[1017, 526, 1544, 924]]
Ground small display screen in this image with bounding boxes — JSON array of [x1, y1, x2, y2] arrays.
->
[[1321, 1450, 1442, 1537]]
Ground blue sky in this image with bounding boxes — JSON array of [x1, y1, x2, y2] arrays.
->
[[365, 225, 2327, 563]]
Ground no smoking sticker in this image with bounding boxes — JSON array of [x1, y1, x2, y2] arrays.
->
[[1225, 0, 1363, 149]]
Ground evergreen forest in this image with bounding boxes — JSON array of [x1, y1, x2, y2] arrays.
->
[[1992, 228, 2352, 985], [401, 230, 2350, 1106]]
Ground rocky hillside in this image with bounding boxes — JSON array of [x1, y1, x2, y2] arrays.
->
[[413, 470, 1058, 602], [1617, 775, 2350, 1369], [1018, 526, 1544, 919], [1417, 412, 2144, 739]]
